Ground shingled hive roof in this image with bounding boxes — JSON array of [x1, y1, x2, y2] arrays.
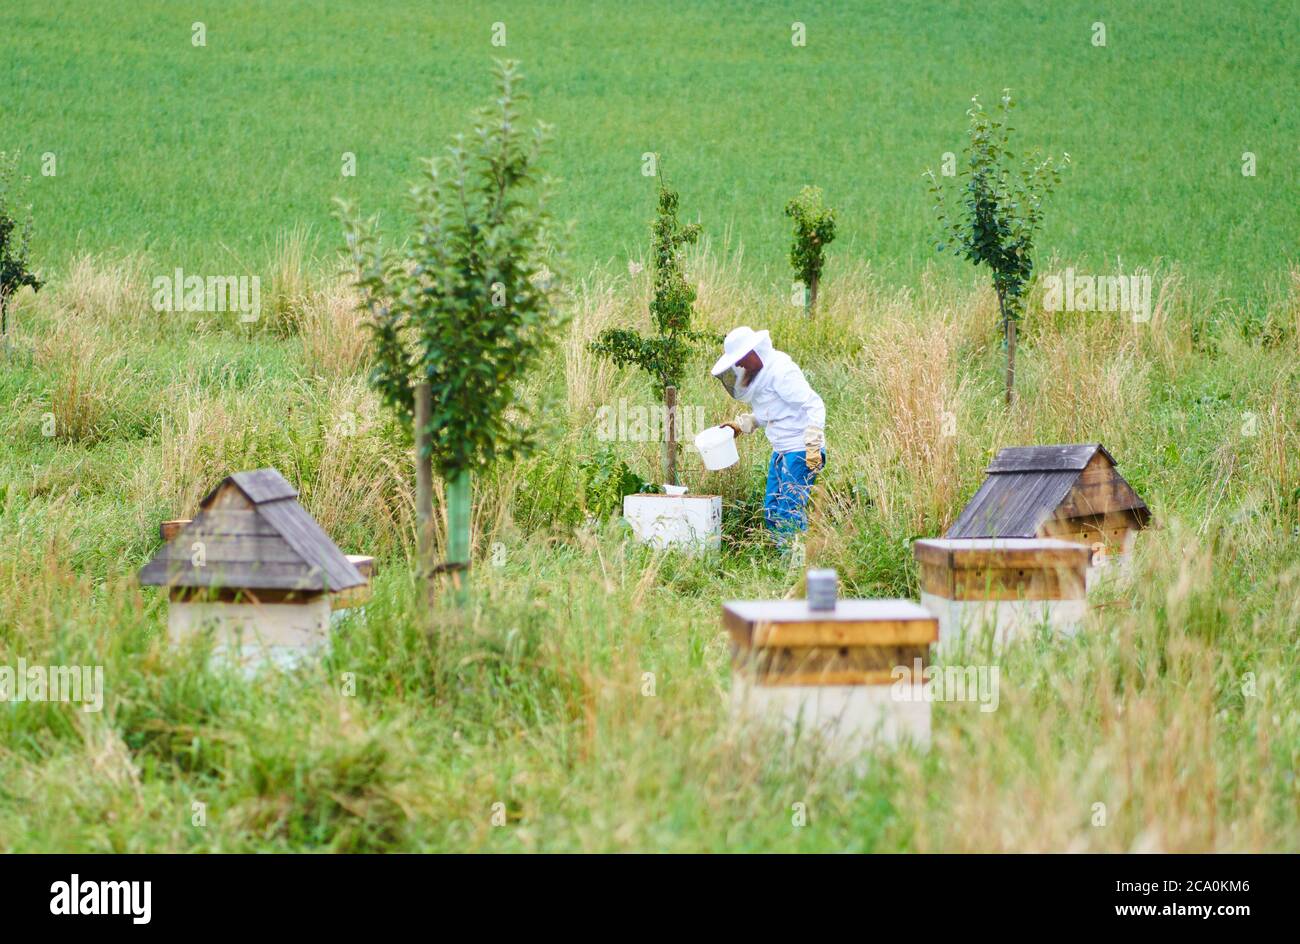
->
[[138, 468, 366, 593], [946, 443, 1149, 539]]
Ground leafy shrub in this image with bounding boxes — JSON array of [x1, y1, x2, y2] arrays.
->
[[0, 150, 42, 346], [337, 61, 567, 592], [578, 447, 646, 520], [784, 185, 837, 314]]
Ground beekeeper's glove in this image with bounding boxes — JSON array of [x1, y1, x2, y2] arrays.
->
[[729, 413, 757, 436], [804, 426, 825, 472]]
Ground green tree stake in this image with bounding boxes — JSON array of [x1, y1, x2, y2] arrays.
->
[[445, 471, 471, 602]]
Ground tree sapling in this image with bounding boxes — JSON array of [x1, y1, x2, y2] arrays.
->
[[590, 179, 713, 485], [784, 185, 836, 315], [925, 90, 1068, 405], [337, 61, 566, 605]]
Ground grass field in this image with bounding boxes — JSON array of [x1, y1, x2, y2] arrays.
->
[[3, 1, 1297, 300], [1, 251, 1297, 851], [0, 3, 1297, 853]]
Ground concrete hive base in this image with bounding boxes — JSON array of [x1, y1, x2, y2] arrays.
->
[[169, 596, 332, 671], [919, 592, 1088, 649], [623, 493, 721, 553], [1085, 546, 1136, 592], [732, 678, 930, 756]]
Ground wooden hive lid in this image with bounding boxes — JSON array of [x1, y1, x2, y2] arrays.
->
[[723, 599, 937, 649], [914, 537, 1091, 570]]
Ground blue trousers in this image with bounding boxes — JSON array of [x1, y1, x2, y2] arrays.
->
[[764, 449, 825, 537]]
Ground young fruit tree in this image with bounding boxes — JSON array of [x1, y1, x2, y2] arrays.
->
[[0, 152, 43, 353], [589, 180, 711, 486], [784, 185, 836, 315], [925, 90, 1068, 405], [336, 61, 566, 605]]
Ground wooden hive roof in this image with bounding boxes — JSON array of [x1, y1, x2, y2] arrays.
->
[[946, 443, 1150, 539], [138, 468, 366, 593], [986, 443, 1117, 472]]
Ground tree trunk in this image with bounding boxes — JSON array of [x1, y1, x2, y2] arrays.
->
[[663, 384, 677, 486], [1004, 314, 1017, 407], [414, 382, 433, 592], [808, 271, 819, 316], [446, 470, 471, 605]]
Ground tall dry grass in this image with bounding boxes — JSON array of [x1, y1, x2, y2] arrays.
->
[[290, 276, 371, 379], [55, 253, 154, 333], [33, 319, 126, 444], [263, 226, 314, 334], [854, 299, 968, 531], [561, 277, 627, 422], [301, 376, 411, 558]]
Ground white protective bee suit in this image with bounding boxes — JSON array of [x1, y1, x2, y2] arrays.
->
[[711, 327, 826, 535]]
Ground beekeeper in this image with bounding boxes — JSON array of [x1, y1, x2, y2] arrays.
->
[[711, 326, 826, 539]]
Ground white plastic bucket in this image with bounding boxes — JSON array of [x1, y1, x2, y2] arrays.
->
[[695, 425, 740, 471]]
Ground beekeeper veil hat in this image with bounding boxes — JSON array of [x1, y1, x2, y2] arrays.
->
[[711, 326, 771, 376], [711, 326, 771, 398]]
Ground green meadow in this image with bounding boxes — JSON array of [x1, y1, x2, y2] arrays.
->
[[0, 2, 1296, 852], [3, 0, 1297, 298]]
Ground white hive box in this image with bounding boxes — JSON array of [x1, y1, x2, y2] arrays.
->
[[623, 493, 721, 553], [913, 538, 1090, 649], [723, 599, 938, 757]]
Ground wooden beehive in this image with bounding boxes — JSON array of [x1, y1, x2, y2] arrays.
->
[[946, 443, 1151, 586], [723, 599, 938, 752], [913, 537, 1090, 647], [139, 468, 369, 667]]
